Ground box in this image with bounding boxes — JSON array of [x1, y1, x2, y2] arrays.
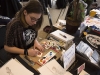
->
[[48, 30, 74, 49]]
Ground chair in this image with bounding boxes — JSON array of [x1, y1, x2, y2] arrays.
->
[[0, 18, 11, 66]]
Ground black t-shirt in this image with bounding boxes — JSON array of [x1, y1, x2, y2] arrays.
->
[[23, 27, 37, 49], [5, 19, 38, 57]]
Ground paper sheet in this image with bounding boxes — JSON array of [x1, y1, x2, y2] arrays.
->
[[63, 43, 75, 70], [38, 59, 72, 75], [0, 59, 34, 75]]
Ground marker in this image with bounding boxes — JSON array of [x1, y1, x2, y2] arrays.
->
[[59, 33, 67, 38]]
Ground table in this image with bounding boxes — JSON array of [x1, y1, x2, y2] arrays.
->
[[19, 39, 62, 73], [15, 35, 100, 75], [19, 49, 62, 72], [80, 9, 100, 34], [16, 53, 100, 75]]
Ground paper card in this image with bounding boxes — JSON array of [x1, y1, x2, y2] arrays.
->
[[89, 57, 99, 66], [38, 64, 54, 75], [38, 59, 73, 75], [45, 59, 72, 75], [76, 41, 89, 53], [38, 51, 56, 65], [0, 59, 34, 75], [79, 70, 90, 75], [63, 43, 75, 70], [37, 51, 43, 57], [77, 63, 85, 74], [84, 47, 93, 58], [91, 50, 100, 63]]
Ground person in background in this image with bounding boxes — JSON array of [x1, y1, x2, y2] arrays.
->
[[4, 0, 44, 57]]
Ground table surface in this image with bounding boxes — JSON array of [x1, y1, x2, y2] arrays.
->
[[19, 39, 62, 73], [19, 49, 62, 72], [16, 53, 100, 75]]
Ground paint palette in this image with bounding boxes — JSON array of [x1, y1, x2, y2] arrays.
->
[[38, 51, 56, 65]]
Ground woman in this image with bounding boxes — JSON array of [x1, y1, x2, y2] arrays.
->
[[4, 0, 44, 57]]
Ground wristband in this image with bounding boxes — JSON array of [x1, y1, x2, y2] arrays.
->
[[24, 49, 28, 55]]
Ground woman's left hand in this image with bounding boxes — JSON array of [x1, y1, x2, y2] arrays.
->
[[33, 39, 44, 52]]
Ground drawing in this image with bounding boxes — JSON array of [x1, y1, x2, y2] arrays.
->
[[86, 34, 100, 48], [52, 66, 65, 75], [77, 63, 85, 74], [6, 67, 14, 75]]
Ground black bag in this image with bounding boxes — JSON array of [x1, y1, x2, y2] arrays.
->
[[56, 0, 67, 9]]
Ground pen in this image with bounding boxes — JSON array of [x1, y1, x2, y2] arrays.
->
[[59, 33, 67, 38]]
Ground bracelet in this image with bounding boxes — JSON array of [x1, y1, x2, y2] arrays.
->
[[24, 49, 28, 55]]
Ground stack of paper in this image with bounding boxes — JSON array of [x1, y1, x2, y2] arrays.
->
[[38, 59, 73, 75], [0, 59, 34, 75], [76, 41, 100, 66]]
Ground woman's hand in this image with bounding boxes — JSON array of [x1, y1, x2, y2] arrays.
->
[[28, 48, 40, 57], [33, 39, 44, 52]]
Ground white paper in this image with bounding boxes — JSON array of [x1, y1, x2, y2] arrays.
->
[[83, 16, 100, 28], [79, 23, 86, 34], [0, 59, 34, 75], [89, 57, 99, 66], [38, 59, 72, 75], [38, 65, 54, 75], [84, 47, 93, 58], [63, 43, 75, 70], [76, 41, 91, 53], [58, 19, 66, 25]]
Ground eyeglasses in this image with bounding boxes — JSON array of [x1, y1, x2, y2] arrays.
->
[[29, 15, 40, 22]]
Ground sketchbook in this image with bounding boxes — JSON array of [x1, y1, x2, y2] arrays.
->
[[0, 59, 34, 75]]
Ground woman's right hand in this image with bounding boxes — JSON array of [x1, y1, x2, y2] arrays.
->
[[28, 48, 40, 57]]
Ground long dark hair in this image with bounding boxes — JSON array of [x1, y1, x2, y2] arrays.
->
[[16, 0, 44, 31]]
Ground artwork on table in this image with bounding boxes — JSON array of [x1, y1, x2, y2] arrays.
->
[[85, 34, 100, 49], [81, 26, 100, 50], [77, 63, 85, 74], [38, 59, 73, 75], [0, 59, 34, 75], [38, 51, 56, 65]]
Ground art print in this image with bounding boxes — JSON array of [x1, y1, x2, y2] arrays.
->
[[85, 34, 100, 49], [77, 63, 85, 74]]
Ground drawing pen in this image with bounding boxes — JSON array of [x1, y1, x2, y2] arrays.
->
[[59, 33, 67, 38]]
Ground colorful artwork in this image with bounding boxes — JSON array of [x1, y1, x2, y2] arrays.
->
[[38, 51, 56, 65], [86, 34, 100, 48]]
